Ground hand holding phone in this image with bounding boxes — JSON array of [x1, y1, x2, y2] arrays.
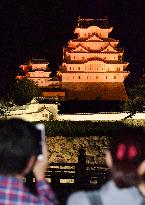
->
[[35, 123, 45, 161], [33, 143, 48, 180]]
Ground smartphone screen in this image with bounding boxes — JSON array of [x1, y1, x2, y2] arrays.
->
[[35, 123, 45, 160]]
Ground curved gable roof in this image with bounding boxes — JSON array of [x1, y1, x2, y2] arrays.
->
[[71, 44, 89, 52], [102, 44, 117, 52], [87, 34, 103, 42]]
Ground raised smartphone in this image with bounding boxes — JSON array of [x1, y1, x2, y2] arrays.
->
[[35, 123, 45, 161]]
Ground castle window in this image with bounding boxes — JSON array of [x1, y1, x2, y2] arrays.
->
[[114, 76, 116, 79], [106, 76, 107, 79], [78, 67, 80, 70], [87, 76, 88, 80], [96, 76, 98, 79], [42, 114, 48, 118], [74, 56, 75, 59], [78, 76, 80, 79]]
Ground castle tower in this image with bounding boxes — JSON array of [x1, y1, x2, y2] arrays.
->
[[17, 58, 61, 88], [17, 58, 63, 99], [17, 58, 51, 86], [24, 58, 51, 87], [59, 18, 129, 100]]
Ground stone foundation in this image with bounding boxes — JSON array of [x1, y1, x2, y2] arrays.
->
[[62, 82, 128, 100]]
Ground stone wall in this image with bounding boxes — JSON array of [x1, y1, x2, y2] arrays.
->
[[46, 136, 109, 164], [62, 82, 128, 100]]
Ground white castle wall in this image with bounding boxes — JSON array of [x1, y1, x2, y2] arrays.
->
[[57, 112, 145, 121], [31, 63, 48, 70], [62, 72, 126, 82], [6, 100, 58, 122]]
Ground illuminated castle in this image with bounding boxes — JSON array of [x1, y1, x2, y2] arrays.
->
[[59, 18, 129, 100], [17, 58, 63, 98], [18, 58, 52, 87]]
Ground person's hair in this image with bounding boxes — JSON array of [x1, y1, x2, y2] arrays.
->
[[0, 118, 41, 175], [109, 126, 145, 188]]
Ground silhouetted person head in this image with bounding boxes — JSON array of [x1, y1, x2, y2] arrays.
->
[[78, 148, 86, 156], [106, 126, 145, 188], [0, 118, 41, 176]]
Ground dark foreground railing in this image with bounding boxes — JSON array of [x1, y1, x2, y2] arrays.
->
[[45, 162, 111, 205], [25, 155, 111, 205], [46, 162, 110, 186]]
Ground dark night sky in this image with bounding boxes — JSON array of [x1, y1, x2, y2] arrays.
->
[[0, 0, 145, 95]]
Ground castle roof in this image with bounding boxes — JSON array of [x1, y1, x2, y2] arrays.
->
[[77, 18, 109, 29], [86, 35, 103, 42], [71, 34, 118, 43], [99, 44, 123, 53], [63, 57, 128, 65], [30, 58, 48, 64], [67, 43, 123, 53], [70, 44, 89, 52]]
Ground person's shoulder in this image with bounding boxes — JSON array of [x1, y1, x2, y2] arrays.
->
[[67, 190, 90, 205]]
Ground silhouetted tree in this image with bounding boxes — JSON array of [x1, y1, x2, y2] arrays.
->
[[123, 74, 145, 118], [123, 97, 144, 119], [127, 74, 145, 100], [11, 78, 40, 105]]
